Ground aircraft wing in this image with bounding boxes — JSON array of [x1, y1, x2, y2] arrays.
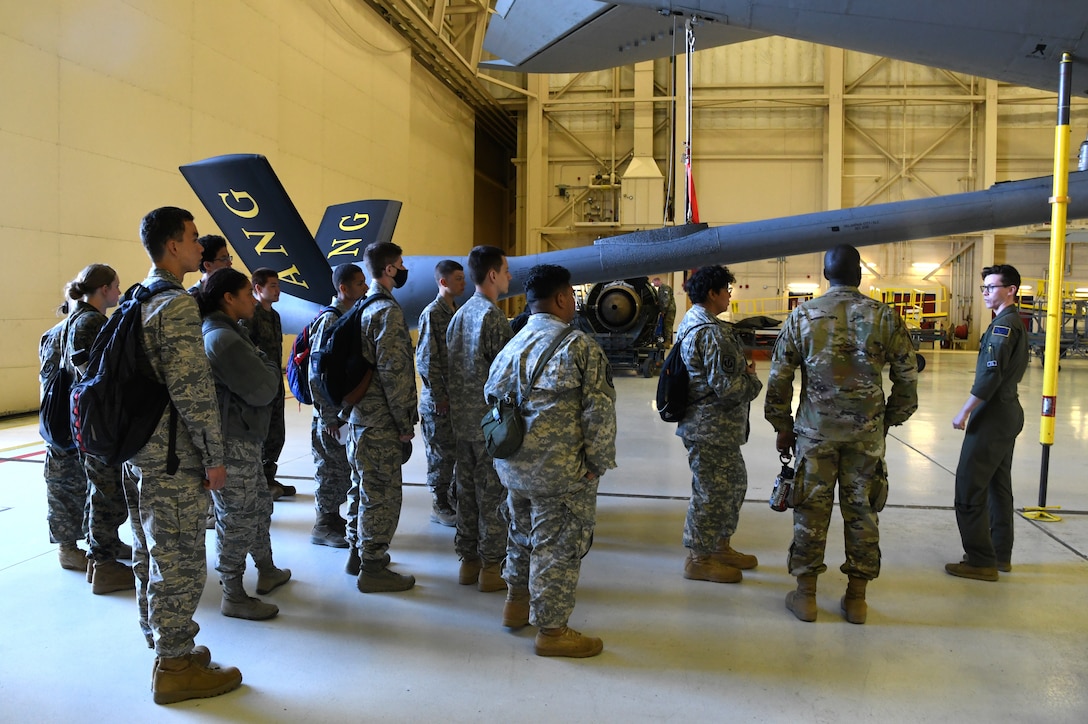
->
[[483, 1, 1088, 96]]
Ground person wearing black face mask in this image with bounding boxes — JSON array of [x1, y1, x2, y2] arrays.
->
[[343, 241, 420, 593]]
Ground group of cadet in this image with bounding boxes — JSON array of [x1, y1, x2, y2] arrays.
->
[[40, 204, 1026, 704]]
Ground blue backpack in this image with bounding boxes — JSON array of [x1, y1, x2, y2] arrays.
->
[[286, 306, 340, 405]]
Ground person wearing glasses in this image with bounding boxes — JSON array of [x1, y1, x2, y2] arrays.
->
[[945, 265, 1028, 582], [187, 234, 233, 295]]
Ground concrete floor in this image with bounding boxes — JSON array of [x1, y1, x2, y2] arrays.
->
[[0, 349, 1085, 722]]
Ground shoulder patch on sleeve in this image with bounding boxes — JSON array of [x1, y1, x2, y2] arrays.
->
[[993, 325, 1010, 337]]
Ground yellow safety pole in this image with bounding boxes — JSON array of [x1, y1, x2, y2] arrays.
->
[[1030, 52, 1074, 522]]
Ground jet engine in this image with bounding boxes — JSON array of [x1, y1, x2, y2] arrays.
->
[[576, 276, 664, 376]]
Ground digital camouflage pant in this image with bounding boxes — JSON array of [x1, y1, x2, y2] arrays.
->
[[420, 408, 455, 500], [82, 452, 131, 562], [682, 439, 748, 554], [124, 460, 209, 657], [212, 438, 274, 581], [261, 382, 285, 486], [44, 445, 87, 544], [788, 435, 888, 580], [454, 438, 507, 565], [346, 424, 404, 563], [504, 478, 597, 630], [311, 415, 351, 517]]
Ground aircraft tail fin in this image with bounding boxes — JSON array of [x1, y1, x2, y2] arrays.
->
[[179, 154, 335, 305], [313, 200, 403, 268]]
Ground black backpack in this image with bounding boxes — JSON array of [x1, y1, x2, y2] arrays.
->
[[310, 295, 383, 407], [286, 306, 340, 405], [70, 280, 180, 472], [38, 317, 77, 450], [656, 322, 715, 423]]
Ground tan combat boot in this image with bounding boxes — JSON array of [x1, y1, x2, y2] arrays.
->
[[256, 565, 292, 595], [840, 576, 868, 624], [502, 586, 530, 629], [714, 537, 759, 570], [91, 559, 135, 595], [478, 561, 505, 592], [152, 653, 242, 705], [785, 574, 818, 622], [683, 551, 742, 583], [458, 557, 482, 585], [534, 626, 603, 658], [58, 542, 88, 572]]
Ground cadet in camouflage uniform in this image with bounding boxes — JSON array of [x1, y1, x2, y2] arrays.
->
[[446, 245, 514, 592], [62, 264, 135, 594], [416, 260, 466, 527], [39, 315, 89, 572], [346, 242, 419, 593], [675, 266, 763, 585], [309, 263, 368, 552], [198, 268, 291, 621], [186, 234, 233, 295], [945, 264, 1029, 582], [239, 268, 293, 500], [485, 264, 616, 658], [765, 245, 917, 625], [127, 207, 241, 705]]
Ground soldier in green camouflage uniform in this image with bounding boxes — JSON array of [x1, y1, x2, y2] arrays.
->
[[675, 266, 763, 585], [39, 316, 90, 571], [653, 276, 677, 344], [765, 245, 917, 625], [128, 207, 241, 704], [416, 260, 466, 527], [309, 264, 368, 550], [945, 264, 1029, 582], [239, 268, 292, 499], [62, 264, 135, 593], [346, 242, 419, 593], [485, 264, 616, 658], [446, 246, 514, 592]]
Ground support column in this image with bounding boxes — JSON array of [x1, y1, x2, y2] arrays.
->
[[825, 47, 844, 211], [523, 73, 548, 257], [973, 78, 1000, 344]]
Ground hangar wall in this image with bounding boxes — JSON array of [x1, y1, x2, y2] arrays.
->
[[0, 0, 477, 415]]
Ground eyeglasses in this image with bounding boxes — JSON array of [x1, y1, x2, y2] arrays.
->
[[979, 284, 1011, 293], [214, 255, 233, 264]]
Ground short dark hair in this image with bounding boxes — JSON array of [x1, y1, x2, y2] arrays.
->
[[195, 268, 250, 317], [251, 267, 278, 287], [683, 266, 735, 304], [197, 234, 229, 272], [434, 259, 464, 283], [333, 263, 364, 290], [467, 245, 505, 286], [823, 244, 862, 285], [139, 206, 193, 262], [525, 264, 571, 305], [363, 241, 403, 279], [982, 264, 1021, 289]]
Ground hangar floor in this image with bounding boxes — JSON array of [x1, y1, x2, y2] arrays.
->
[[0, 349, 1085, 722]]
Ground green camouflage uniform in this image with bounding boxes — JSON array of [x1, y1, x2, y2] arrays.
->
[[764, 285, 917, 580], [308, 299, 352, 521], [39, 318, 88, 545], [203, 311, 281, 582], [345, 286, 419, 564], [125, 268, 224, 656], [675, 306, 763, 555], [485, 313, 616, 629], [658, 283, 676, 342], [416, 294, 457, 503], [240, 303, 285, 487], [447, 292, 513, 565], [955, 304, 1028, 567], [66, 301, 133, 562]]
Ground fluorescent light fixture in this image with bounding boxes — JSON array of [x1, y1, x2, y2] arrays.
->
[[787, 282, 820, 293], [912, 262, 939, 273]]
